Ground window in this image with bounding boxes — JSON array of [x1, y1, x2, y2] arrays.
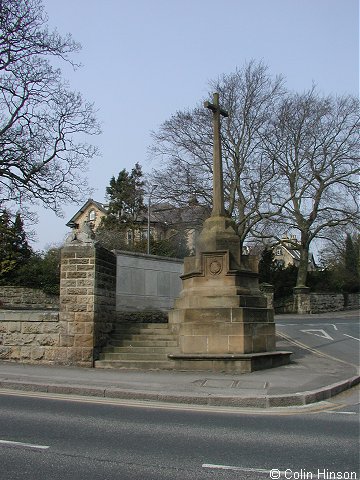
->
[[89, 209, 96, 221], [276, 248, 283, 256], [127, 230, 133, 244]]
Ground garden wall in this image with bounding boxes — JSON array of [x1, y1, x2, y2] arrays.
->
[[274, 292, 360, 314], [0, 286, 59, 310], [0, 310, 60, 362]]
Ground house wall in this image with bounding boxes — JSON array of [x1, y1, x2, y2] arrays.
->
[[75, 205, 106, 231], [116, 251, 183, 311], [274, 247, 296, 267]]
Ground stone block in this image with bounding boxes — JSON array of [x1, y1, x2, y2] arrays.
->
[[60, 334, 74, 347], [67, 288, 88, 296], [81, 348, 94, 362], [207, 335, 229, 353], [9, 346, 21, 360], [0, 346, 11, 359], [74, 334, 93, 347], [37, 334, 59, 346], [66, 271, 87, 279], [68, 322, 86, 335], [42, 322, 60, 334], [228, 335, 247, 353], [44, 348, 57, 361], [67, 347, 84, 363], [22, 323, 43, 334], [180, 335, 208, 353], [20, 346, 32, 360], [6, 322, 21, 333], [52, 347, 69, 364], [64, 304, 88, 312], [252, 335, 267, 352], [31, 347, 45, 360], [85, 323, 94, 335], [69, 258, 90, 265]]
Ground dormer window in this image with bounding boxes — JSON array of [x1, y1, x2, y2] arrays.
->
[[89, 209, 96, 221]]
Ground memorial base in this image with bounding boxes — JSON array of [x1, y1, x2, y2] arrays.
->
[[168, 351, 292, 373], [168, 249, 292, 372]]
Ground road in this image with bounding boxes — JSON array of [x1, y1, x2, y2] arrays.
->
[[276, 311, 360, 367], [0, 390, 359, 480]]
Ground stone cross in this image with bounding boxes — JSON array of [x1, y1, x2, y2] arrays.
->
[[204, 92, 228, 217]]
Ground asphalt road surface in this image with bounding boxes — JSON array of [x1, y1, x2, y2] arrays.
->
[[0, 390, 359, 480], [276, 311, 360, 367]]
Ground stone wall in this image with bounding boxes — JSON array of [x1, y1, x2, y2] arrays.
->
[[0, 310, 60, 362], [310, 293, 359, 313], [274, 292, 360, 314], [116, 251, 183, 311], [0, 286, 59, 310]]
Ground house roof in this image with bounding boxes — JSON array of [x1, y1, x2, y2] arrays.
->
[[150, 203, 210, 227], [66, 198, 108, 227], [66, 199, 209, 229]]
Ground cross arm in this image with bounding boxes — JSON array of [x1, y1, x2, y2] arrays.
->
[[204, 100, 229, 118]]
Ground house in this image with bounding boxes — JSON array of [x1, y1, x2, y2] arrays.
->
[[66, 198, 209, 253], [273, 235, 317, 271]]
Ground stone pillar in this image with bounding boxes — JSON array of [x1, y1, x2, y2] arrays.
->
[[58, 242, 116, 366], [260, 283, 274, 310], [293, 286, 311, 314]]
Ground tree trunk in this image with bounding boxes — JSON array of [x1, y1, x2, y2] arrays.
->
[[296, 248, 309, 287]]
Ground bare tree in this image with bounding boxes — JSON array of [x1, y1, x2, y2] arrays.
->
[[0, 0, 100, 215], [263, 88, 360, 287], [149, 61, 285, 249]]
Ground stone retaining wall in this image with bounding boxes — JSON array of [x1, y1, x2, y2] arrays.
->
[[0, 286, 59, 310], [274, 292, 360, 314], [310, 292, 359, 313], [0, 310, 60, 362]]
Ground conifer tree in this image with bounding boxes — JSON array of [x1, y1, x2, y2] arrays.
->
[[0, 210, 32, 278]]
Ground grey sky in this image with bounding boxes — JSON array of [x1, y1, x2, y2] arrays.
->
[[34, 0, 359, 250]]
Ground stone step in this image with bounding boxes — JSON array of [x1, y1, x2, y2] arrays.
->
[[94, 360, 174, 370], [102, 346, 177, 354], [110, 334, 177, 342], [108, 340, 179, 348], [113, 327, 173, 336], [113, 322, 169, 330], [98, 352, 170, 361]]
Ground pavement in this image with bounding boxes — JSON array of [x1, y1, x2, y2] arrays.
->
[[0, 312, 359, 409]]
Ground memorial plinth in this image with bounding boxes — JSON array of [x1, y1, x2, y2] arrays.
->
[[168, 93, 291, 372]]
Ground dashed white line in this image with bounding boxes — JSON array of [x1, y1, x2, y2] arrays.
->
[[0, 439, 50, 450]]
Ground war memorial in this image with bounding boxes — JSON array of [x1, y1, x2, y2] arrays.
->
[[0, 93, 292, 372]]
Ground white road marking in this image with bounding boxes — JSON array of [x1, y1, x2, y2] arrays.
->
[[202, 463, 271, 474], [0, 439, 49, 450], [343, 334, 360, 342], [301, 329, 334, 340], [323, 411, 357, 415]]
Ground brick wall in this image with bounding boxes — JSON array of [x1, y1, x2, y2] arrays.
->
[[0, 286, 59, 310]]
